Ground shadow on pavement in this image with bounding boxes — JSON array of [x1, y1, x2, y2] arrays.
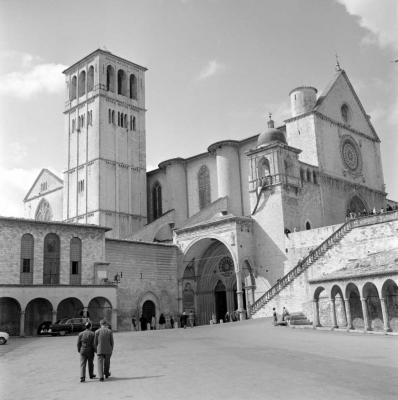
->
[[106, 375, 164, 381]]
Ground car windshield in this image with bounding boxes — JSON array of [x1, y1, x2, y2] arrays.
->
[[57, 318, 70, 324]]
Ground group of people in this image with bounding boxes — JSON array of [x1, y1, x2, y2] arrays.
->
[[77, 319, 114, 383], [137, 313, 170, 331], [346, 204, 395, 221], [272, 307, 290, 326]]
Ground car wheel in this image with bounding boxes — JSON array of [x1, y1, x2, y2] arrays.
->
[[59, 330, 66, 336], [0, 337, 6, 345]]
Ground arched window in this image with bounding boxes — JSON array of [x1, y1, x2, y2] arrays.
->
[[124, 114, 127, 129], [152, 182, 162, 220], [106, 65, 115, 92], [112, 110, 115, 124], [35, 198, 52, 221], [108, 109, 111, 124], [130, 116, 133, 130], [258, 157, 271, 178], [70, 237, 82, 285], [341, 104, 350, 123], [118, 112, 120, 126], [198, 165, 211, 210], [121, 112, 124, 127], [43, 233, 60, 284], [306, 169, 311, 182], [133, 116, 136, 131], [87, 66, 94, 92], [78, 70, 86, 97], [129, 74, 137, 99], [305, 221, 311, 230], [70, 75, 77, 100], [117, 69, 127, 96], [20, 233, 34, 284]]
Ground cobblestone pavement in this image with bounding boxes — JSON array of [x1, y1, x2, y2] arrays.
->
[[1, 318, 397, 400]]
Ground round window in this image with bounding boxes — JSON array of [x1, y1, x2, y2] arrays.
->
[[340, 136, 361, 173]]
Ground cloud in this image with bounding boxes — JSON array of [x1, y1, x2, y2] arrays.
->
[[336, 0, 398, 50], [197, 60, 225, 80], [0, 166, 40, 217], [0, 50, 66, 99]]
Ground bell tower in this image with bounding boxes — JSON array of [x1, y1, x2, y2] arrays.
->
[[63, 49, 147, 238]]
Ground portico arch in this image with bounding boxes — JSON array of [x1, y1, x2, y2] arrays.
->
[[0, 297, 21, 336], [363, 282, 383, 331], [87, 297, 112, 323], [25, 298, 53, 336], [346, 283, 363, 329], [382, 279, 398, 331], [181, 237, 243, 326], [57, 297, 84, 320]]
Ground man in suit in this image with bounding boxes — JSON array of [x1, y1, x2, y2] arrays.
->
[[77, 321, 96, 382], [94, 319, 114, 382]]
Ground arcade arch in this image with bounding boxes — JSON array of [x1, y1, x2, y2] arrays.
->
[[87, 297, 112, 323], [25, 298, 53, 336], [0, 297, 21, 336], [57, 297, 84, 320]]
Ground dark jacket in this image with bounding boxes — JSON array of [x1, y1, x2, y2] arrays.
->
[[77, 329, 96, 356], [94, 326, 114, 355]]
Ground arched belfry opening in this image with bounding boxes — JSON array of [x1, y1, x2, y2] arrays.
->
[[181, 238, 244, 325]]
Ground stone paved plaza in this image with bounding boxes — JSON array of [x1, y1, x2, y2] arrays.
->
[[1, 318, 397, 400]]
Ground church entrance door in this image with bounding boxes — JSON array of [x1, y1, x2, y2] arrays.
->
[[214, 280, 227, 322], [142, 300, 155, 327]]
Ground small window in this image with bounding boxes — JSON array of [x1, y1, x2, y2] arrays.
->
[[313, 171, 317, 184], [40, 182, 47, 192], [341, 104, 350, 123], [305, 221, 311, 230], [130, 116, 133, 130], [300, 169, 305, 185], [22, 258, 31, 273], [118, 112, 120, 126], [112, 110, 115, 124], [133, 116, 136, 131], [109, 109, 112, 124], [71, 261, 79, 275], [306, 169, 311, 182]]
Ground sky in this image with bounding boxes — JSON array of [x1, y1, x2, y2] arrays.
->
[[0, 0, 397, 217]]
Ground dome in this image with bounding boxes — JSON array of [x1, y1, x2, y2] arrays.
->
[[257, 116, 287, 147]]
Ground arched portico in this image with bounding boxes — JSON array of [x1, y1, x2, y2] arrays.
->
[[87, 297, 113, 325], [25, 298, 53, 336], [57, 297, 84, 320], [363, 282, 383, 331], [345, 283, 364, 330], [382, 279, 398, 332], [180, 237, 245, 325], [0, 297, 21, 336]]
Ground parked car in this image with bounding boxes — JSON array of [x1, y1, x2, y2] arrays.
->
[[37, 321, 52, 335], [48, 318, 107, 336], [0, 331, 9, 345]]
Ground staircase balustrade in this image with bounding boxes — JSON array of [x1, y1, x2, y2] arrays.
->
[[249, 210, 398, 315]]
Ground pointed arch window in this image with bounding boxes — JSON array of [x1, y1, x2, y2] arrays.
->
[[87, 66, 94, 92], [152, 182, 162, 220], [117, 69, 127, 96], [70, 237, 82, 285], [70, 75, 77, 100], [78, 70, 86, 97], [106, 65, 115, 92], [20, 233, 34, 284], [129, 74, 137, 99], [198, 165, 211, 210]]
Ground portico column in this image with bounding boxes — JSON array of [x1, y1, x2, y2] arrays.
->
[[236, 272, 245, 320], [52, 310, 57, 324], [380, 298, 391, 332], [361, 298, 370, 331], [19, 311, 25, 337], [344, 299, 353, 330], [111, 308, 118, 331], [312, 300, 320, 328], [330, 298, 338, 328]]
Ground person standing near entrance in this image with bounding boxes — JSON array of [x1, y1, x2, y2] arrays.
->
[[77, 322, 96, 382], [94, 319, 114, 382]]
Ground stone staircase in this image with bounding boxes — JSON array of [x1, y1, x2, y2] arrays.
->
[[288, 312, 312, 326], [249, 210, 398, 318]]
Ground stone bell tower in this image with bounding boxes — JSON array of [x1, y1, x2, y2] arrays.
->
[[247, 116, 302, 284], [63, 49, 147, 238]]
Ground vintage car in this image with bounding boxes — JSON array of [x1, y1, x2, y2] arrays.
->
[[37, 321, 53, 335], [48, 318, 104, 336], [0, 331, 9, 345]]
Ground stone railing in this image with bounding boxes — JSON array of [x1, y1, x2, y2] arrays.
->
[[249, 209, 398, 315]]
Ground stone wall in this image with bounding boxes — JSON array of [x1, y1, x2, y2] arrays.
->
[[105, 239, 178, 330]]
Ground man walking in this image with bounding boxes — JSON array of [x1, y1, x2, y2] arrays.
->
[[77, 321, 96, 382], [94, 319, 114, 382]]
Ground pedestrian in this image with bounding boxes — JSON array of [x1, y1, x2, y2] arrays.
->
[[77, 321, 96, 383], [159, 313, 166, 329], [151, 315, 156, 330], [170, 315, 175, 329], [224, 311, 230, 322], [94, 319, 114, 382], [139, 314, 147, 331], [181, 312, 188, 328], [131, 316, 136, 331], [282, 307, 290, 322], [272, 308, 277, 325]]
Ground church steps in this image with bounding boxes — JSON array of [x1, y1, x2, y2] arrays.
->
[[250, 211, 398, 320]]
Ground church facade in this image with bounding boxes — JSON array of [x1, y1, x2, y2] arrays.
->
[[2, 49, 394, 334]]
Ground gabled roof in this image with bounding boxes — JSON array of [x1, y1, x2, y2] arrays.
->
[[314, 69, 380, 142], [24, 168, 64, 202]]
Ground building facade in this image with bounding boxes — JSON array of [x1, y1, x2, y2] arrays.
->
[[15, 50, 396, 333]]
